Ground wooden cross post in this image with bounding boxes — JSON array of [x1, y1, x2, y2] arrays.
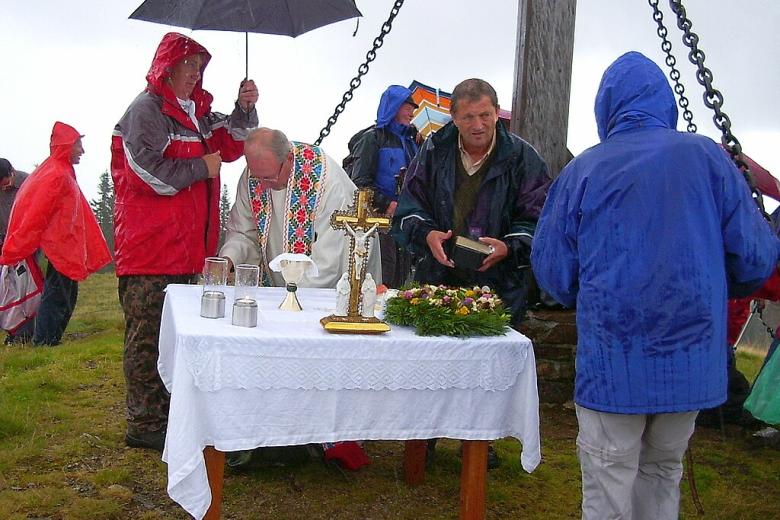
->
[[321, 188, 391, 333]]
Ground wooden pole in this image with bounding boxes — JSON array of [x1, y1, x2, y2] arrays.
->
[[511, 0, 577, 178], [459, 441, 488, 520], [403, 440, 428, 486], [203, 447, 225, 520]]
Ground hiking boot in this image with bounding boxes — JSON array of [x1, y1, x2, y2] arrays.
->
[[425, 439, 437, 469], [226, 450, 254, 469], [452, 442, 502, 470], [125, 430, 166, 452]]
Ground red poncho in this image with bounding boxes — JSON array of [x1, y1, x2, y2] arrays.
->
[[0, 122, 111, 281]]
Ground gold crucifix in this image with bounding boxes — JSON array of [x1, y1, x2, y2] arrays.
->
[[320, 188, 391, 333]]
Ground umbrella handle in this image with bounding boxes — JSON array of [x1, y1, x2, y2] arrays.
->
[[245, 32, 248, 81]]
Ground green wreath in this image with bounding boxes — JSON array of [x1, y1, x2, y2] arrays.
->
[[384, 284, 510, 337]]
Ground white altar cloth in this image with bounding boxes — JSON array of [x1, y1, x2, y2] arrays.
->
[[159, 284, 540, 520]]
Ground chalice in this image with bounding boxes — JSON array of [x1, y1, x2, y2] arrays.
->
[[269, 253, 319, 311]]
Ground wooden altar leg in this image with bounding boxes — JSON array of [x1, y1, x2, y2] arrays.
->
[[459, 440, 488, 520], [203, 446, 225, 520], [403, 440, 428, 486]]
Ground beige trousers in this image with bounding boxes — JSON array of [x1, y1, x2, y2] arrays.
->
[[575, 404, 698, 520]]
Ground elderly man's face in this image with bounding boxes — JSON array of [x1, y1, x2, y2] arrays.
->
[[394, 103, 415, 126], [247, 146, 292, 191], [452, 95, 499, 153], [70, 139, 85, 165], [168, 54, 204, 100]]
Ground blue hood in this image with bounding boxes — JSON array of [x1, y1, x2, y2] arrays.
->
[[376, 85, 413, 129], [595, 51, 678, 141]]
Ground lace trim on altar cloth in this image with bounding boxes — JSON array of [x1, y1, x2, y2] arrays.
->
[[182, 339, 529, 392]]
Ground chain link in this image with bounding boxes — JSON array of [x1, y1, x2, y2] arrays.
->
[[666, 0, 766, 215], [314, 0, 406, 146], [647, 0, 697, 133], [757, 303, 777, 340]]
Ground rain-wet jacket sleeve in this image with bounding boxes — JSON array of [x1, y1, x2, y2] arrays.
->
[[120, 99, 210, 195], [391, 138, 439, 255], [504, 144, 551, 268], [120, 100, 257, 196], [350, 130, 392, 212], [717, 150, 780, 297], [530, 165, 582, 308], [0, 172, 65, 265], [0, 163, 110, 280], [203, 102, 259, 163]]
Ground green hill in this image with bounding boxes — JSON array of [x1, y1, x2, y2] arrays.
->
[[1, 274, 778, 519]]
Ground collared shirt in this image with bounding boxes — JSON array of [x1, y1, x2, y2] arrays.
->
[[177, 97, 200, 133], [458, 131, 497, 176]]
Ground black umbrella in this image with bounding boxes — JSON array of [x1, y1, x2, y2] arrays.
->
[[129, 0, 362, 76]]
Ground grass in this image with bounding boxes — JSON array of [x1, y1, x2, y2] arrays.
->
[[0, 273, 778, 519]]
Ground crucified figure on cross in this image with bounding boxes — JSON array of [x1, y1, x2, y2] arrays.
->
[[328, 188, 391, 320], [345, 222, 379, 277]]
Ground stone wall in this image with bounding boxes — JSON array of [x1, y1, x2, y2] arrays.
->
[[519, 309, 577, 404]]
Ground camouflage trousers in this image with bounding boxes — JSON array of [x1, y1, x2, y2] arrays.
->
[[119, 274, 195, 435]]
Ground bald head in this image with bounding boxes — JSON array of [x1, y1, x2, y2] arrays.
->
[[244, 127, 291, 162], [244, 128, 294, 190]]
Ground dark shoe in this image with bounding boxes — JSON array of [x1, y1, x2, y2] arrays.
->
[[453, 442, 501, 470], [486, 445, 501, 470], [751, 427, 780, 448], [226, 449, 254, 469], [425, 439, 437, 469], [125, 430, 166, 452]]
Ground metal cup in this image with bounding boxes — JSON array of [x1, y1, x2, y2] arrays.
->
[[232, 298, 258, 327], [201, 290, 226, 319]]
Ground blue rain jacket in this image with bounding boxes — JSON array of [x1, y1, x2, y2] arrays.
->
[[531, 52, 780, 414], [350, 86, 418, 208]]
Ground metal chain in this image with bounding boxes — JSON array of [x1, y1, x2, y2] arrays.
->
[[667, 0, 766, 215], [647, 0, 697, 133], [314, 0, 406, 146]]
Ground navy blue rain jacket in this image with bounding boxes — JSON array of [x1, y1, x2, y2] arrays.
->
[[350, 85, 418, 211], [531, 51, 780, 414], [392, 120, 550, 325]]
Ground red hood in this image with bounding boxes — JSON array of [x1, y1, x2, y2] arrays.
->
[[146, 32, 214, 118], [49, 121, 82, 162]]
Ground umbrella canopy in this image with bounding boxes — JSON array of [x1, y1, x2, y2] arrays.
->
[[130, 0, 362, 76], [130, 0, 362, 37]]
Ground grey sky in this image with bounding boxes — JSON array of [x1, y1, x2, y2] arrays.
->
[[0, 0, 777, 205]]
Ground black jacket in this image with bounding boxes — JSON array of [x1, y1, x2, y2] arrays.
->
[[391, 121, 551, 324]]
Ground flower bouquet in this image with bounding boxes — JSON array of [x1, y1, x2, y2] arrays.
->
[[384, 284, 510, 337]]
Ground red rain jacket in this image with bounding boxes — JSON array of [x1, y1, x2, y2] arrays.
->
[[111, 32, 257, 276], [0, 122, 110, 281], [727, 268, 780, 345]]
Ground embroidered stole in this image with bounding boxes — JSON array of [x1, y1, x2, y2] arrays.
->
[[248, 142, 327, 286]]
